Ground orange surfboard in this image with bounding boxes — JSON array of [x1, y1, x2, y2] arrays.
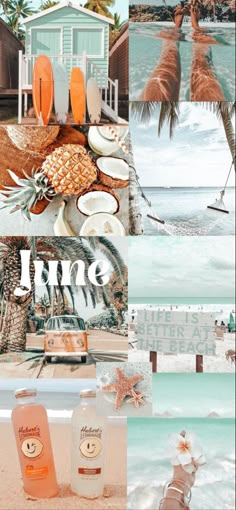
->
[[32, 55, 54, 126], [70, 67, 86, 124]]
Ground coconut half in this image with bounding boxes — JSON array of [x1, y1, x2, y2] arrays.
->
[[96, 157, 129, 189], [80, 213, 125, 236], [77, 184, 120, 216]]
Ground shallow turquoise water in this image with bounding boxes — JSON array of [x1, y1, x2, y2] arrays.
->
[[129, 23, 235, 101], [128, 417, 235, 510]]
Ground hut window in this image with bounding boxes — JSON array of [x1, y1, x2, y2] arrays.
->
[[31, 28, 62, 55], [72, 27, 104, 58]]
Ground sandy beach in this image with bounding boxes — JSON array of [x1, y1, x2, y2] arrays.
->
[[0, 330, 128, 379], [0, 422, 126, 510], [129, 331, 236, 372]]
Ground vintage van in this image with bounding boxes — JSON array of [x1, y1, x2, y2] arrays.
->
[[44, 315, 88, 363]]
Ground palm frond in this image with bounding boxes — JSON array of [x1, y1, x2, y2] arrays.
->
[[87, 237, 127, 281], [158, 101, 180, 138], [130, 101, 158, 124]]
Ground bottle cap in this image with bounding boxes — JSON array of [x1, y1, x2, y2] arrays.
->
[[15, 388, 37, 399], [80, 389, 96, 398]]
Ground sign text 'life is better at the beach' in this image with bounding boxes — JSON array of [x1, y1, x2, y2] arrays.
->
[[137, 310, 216, 356]]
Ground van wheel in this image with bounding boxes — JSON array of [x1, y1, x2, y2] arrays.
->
[[45, 356, 52, 363], [81, 356, 87, 364]]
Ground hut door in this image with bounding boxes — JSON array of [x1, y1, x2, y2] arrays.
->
[[31, 28, 62, 56]]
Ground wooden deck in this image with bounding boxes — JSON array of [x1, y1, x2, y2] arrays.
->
[[0, 88, 18, 95]]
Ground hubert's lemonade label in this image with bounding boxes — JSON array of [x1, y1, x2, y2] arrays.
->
[[80, 437, 102, 459], [18, 426, 47, 478], [78, 426, 103, 475], [21, 437, 44, 458]]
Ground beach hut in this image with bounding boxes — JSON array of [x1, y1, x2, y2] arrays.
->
[[18, 1, 119, 122], [0, 19, 24, 91]]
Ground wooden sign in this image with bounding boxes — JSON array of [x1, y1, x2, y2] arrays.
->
[[137, 310, 216, 356]]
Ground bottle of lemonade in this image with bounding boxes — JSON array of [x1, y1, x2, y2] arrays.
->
[[71, 389, 108, 499], [11, 388, 59, 498]]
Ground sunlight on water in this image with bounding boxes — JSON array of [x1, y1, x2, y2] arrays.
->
[[129, 23, 235, 101]]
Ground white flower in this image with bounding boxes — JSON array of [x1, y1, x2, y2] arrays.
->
[[168, 431, 206, 474]]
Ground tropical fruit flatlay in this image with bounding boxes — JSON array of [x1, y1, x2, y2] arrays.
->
[[42, 144, 97, 195], [5, 125, 60, 152]]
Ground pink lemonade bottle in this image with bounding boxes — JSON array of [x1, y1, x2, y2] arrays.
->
[[71, 389, 108, 499], [11, 388, 59, 498]]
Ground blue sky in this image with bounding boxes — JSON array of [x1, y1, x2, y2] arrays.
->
[[31, 0, 129, 21], [130, 103, 236, 187]]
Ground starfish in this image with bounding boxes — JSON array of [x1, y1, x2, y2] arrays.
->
[[102, 367, 144, 410], [127, 389, 146, 408]]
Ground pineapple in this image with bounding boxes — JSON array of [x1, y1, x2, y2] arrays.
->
[[5, 126, 60, 152], [42, 144, 97, 195], [0, 169, 55, 221], [0, 144, 97, 220]]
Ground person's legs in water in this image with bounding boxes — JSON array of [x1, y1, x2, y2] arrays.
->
[[139, 5, 186, 101], [190, 0, 223, 44], [190, 43, 225, 100], [189, 0, 225, 100]]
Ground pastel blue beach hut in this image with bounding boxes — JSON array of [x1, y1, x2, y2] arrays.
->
[[18, 1, 117, 122]]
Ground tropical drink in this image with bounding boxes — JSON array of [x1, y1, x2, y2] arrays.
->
[[11, 388, 59, 498], [71, 389, 107, 498]]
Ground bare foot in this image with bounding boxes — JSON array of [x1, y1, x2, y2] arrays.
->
[[174, 5, 187, 28]]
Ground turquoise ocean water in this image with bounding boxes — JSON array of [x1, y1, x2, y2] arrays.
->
[[129, 23, 235, 101], [128, 417, 235, 510], [141, 187, 235, 236]]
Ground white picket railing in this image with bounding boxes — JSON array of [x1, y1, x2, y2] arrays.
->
[[88, 61, 118, 122], [18, 50, 119, 123]]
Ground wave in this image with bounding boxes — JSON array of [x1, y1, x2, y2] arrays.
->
[[128, 456, 235, 510]]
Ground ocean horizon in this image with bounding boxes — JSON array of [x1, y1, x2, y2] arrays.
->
[[0, 387, 125, 424], [140, 187, 235, 236]]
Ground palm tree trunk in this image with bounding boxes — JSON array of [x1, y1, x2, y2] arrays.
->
[[51, 286, 54, 316], [128, 133, 144, 235], [0, 299, 4, 331], [0, 300, 29, 352], [220, 110, 236, 164]]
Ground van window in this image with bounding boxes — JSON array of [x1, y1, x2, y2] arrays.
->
[[46, 316, 86, 331]]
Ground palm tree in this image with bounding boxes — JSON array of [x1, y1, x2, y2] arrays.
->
[[4, 14, 25, 39], [113, 12, 121, 30], [109, 11, 127, 45], [108, 268, 128, 327], [0, 236, 127, 353], [130, 101, 235, 160], [84, 0, 114, 18], [6, 0, 37, 36], [130, 101, 235, 234], [0, 0, 9, 14], [40, 0, 59, 10], [38, 294, 50, 316]]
